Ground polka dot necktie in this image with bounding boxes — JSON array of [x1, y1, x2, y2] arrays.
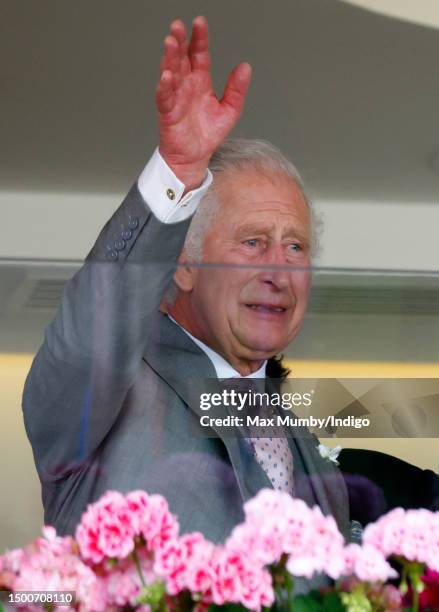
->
[[249, 435, 294, 493], [219, 378, 294, 494]]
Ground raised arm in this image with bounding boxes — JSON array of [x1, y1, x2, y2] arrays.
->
[[22, 16, 252, 480], [156, 16, 251, 190]]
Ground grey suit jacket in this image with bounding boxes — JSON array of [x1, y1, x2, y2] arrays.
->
[[23, 183, 350, 544]]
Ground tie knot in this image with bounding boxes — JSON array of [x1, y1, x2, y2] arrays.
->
[[217, 377, 274, 423], [218, 377, 264, 395]]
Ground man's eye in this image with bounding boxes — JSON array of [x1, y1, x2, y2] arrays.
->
[[244, 239, 259, 247], [288, 243, 302, 252]]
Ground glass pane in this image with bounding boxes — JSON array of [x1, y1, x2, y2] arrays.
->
[[1, 258, 438, 552]]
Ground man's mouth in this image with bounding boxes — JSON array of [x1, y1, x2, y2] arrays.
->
[[245, 304, 288, 314]]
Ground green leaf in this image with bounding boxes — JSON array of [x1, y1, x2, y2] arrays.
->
[[340, 591, 372, 612], [136, 581, 166, 608], [292, 594, 324, 612], [322, 592, 345, 612]]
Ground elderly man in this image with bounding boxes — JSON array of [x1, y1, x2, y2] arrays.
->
[[23, 16, 350, 542]]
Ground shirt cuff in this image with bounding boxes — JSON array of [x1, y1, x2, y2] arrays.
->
[[137, 147, 213, 223]]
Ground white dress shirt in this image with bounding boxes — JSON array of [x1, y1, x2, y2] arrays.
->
[[138, 147, 213, 223], [168, 315, 267, 379]]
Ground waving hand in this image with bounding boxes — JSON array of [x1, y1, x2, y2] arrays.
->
[[156, 16, 252, 191]]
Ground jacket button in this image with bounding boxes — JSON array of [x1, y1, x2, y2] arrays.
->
[[121, 228, 132, 241], [114, 238, 126, 251], [128, 216, 139, 230], [106, 249, 119, 261]]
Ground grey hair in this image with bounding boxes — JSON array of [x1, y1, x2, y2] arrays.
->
[[183, 138, 322, 261], [165, 139, 323, 306]]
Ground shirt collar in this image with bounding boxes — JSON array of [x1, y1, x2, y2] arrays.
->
[[167, 315, 267, 379]]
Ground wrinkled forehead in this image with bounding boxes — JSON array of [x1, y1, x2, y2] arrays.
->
[[212, 167, 310, 229]]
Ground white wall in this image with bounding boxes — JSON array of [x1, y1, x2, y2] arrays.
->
[[315, 200, 439, 270], [340, 0, 439, 30], [1, 191, 439, 270]]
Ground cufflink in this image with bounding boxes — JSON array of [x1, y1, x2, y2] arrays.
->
[[166, 188, 176, 201]]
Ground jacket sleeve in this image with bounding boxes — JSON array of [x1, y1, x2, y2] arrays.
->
[[22, 183, 192, 481]]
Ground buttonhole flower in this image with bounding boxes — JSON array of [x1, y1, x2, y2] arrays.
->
[[317, 443, 342, 465]]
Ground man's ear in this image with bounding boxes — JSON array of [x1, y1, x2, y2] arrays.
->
[[173, 254, 197, 292]]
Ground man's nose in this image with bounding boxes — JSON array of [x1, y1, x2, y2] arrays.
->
[[258, 243, 291, 290]]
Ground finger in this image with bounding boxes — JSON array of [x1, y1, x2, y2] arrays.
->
[[220, 62, 252, 117], [160, 35, 181, 78], [156, 70, 176, 114], [188, 15, 211, 72], [159, 35, 183, 90], [170, 19, 191, 76]]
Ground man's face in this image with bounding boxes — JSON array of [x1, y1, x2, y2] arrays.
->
[[174, 168, 311, 372]]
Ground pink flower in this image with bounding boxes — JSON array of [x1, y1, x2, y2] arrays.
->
[[1, 527, 106, 611], [125, 489, 151, 534], [93, 548, 158, 609], [228, 490, 311, 565], [0, 548, 24, 590], [140, 495, 179, 551], [76, 489, 179, 566], [17, 487, 439, 612], [380, 585, 403, 610], [363, 582, 403, 610], [363, 508, 439, 570], [420, 569, 439, 610], [286, 507, 346, 580], [154, 532, 274, 610], [343, 544, 397, 582], [228, 489, 347, 580], [211, 547, 274, 610], [154, 532, 214, 597], [101, 561, 143, 607], [76, 491, 136, 564], [182, 537, 216, 595]]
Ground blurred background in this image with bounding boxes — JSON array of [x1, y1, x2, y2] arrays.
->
[[1, 0, 439, 550]]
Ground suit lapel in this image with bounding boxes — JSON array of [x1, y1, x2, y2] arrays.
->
[[142, 312, 272, 502], [265, 377, 351, 539], [143, 313, 350, 538]]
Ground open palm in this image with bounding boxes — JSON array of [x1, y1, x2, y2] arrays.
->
[[157, 16, 252, 187]]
